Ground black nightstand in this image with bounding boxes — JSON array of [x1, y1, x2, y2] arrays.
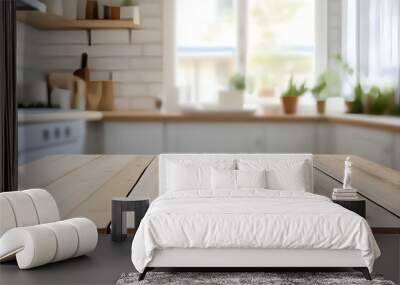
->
[[111, 197, 150, 242], [333, 198, 366, 218]]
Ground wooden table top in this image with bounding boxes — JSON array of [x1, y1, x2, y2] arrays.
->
[[18, 155, 155, 229]]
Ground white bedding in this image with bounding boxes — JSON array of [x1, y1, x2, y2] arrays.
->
[[131, 190, 380, 273]]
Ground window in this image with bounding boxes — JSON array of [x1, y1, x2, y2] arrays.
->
[[343, 0, 400, 94], [175, 0, 318, 105], [176, 0, 238, 105], [246, 0, 315, 97]]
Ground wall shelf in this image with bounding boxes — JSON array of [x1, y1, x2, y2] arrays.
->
[[16, 10, 139, 30]]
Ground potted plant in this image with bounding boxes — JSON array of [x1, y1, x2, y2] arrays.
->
[[281, 77, 307, 114], [219, 74, 246, 109], [349, 82, 364, 114], [120, 0, 140, 24], [366, 86, 395, 115], [311, 77, 327, 114], [393, 103, 400, 116]]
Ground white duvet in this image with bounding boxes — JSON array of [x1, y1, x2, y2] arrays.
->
[[131, 190, 380, 273]]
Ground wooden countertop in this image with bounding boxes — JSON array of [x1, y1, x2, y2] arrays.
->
[[314, 155, 400, 233], [18, 155, 155, 229], [101, 111, 325, 123], [314, 155, 400, 216], [17, 109, 400, 132], [101, 111, 400, 132]]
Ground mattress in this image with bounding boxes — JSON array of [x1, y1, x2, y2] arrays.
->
[[131, 190, 380, 273]]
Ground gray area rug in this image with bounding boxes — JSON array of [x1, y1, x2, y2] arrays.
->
[[116, 272, 395, 285]]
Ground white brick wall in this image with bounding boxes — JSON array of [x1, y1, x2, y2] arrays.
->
[[91, 30, 130, 44], [26, 0, 164, 106]]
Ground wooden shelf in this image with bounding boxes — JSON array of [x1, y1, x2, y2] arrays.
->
[[16, 10, 139, 30]]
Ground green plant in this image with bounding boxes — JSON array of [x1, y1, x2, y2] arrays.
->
[[311, 77, 327, 101], [282, 77, 307, 97], [368, 86, 396, 115], [392, 104, 400, 116], [350, 82, 364, 114], [121, 0, 137, 6], [317, 54, 354, 100], [229, 74, 246, 91]]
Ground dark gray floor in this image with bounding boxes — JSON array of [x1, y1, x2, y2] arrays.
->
[[0, 235, 134, 285]]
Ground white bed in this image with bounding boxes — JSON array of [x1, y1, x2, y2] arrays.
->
[[131, 154, 380, 280]]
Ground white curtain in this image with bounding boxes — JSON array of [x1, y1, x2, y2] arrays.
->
[[367, 0, 399, 88], [343, 0, 400, 97]]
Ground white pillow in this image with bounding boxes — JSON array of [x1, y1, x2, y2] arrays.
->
[[211, 169, 236, 190], [211, 169, 267, 190], [237, 159, 308, 191], [166, 159, 236, 192], [237, 169, 267, 189], [168, 163, 211, 191]]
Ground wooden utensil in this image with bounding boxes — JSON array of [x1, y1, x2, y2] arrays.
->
[[86, 81, 103, 110], [97, 81, 114, 111]]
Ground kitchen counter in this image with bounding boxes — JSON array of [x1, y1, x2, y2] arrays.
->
[[18, 110, 103, 124], [100, 111, 400, 132], [18, 109, 400, 132]]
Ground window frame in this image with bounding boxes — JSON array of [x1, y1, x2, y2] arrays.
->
[[163, 0, 328, 104]]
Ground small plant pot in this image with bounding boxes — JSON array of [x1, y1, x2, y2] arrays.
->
[[316, 100, 326, 114], [281, 96, 299, 114], [218, 90, 244, 109], [120, 6, 140, 24]]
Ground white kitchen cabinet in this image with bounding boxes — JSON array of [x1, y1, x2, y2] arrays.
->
[[93, 120, 399, 170], [102, 122, 164, 154], [265, 123, 317, 153], [315, 123, 335, 154], [333, 125, 395, 168], [165, 123, 267, 153]]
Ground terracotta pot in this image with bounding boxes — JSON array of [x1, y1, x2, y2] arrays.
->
[[345, 101, 353, 113], [316, 100, 326, 114], [281, 96, 299, 114]]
